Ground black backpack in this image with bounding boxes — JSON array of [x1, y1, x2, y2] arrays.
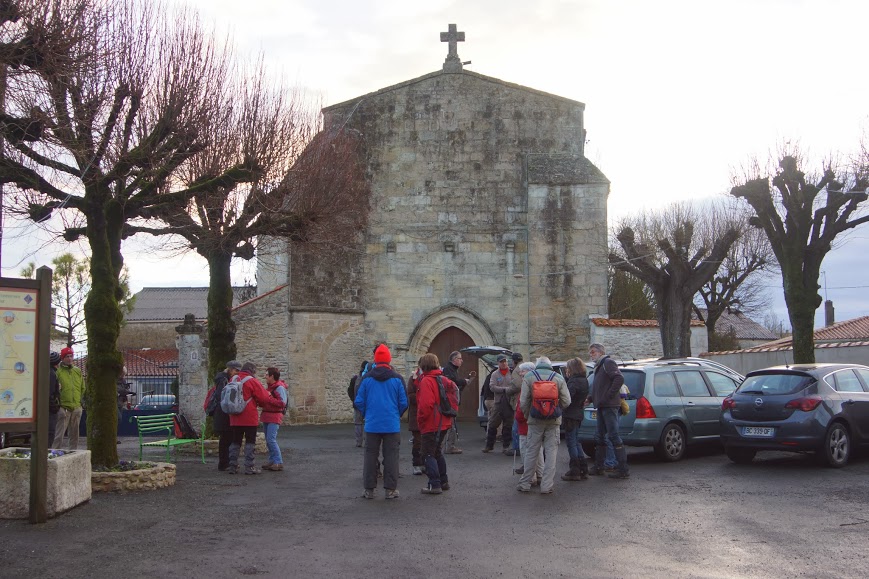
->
[[174, 414, 199, 439]]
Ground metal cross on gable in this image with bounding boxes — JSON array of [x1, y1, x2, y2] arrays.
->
[[440, 23, 465, 72]]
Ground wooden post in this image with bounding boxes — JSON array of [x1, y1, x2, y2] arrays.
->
[[29, 267, 52, 523]]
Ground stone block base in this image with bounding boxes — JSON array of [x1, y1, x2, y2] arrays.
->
[[0, 448, 92, 519]]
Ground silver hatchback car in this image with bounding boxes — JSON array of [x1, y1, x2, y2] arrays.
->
[[578, 359, 744, 461]]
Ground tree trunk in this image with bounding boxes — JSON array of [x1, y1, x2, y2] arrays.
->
[[206, 250, 237, 378], [657, 289, 694, 358], [84, 198, 124, 468], [782, 264, 820, 364]]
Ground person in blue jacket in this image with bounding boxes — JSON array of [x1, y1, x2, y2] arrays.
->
[[354, 344, 408, 500]]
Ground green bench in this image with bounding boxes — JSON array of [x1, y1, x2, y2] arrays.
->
[[131, 413, 205, 464]]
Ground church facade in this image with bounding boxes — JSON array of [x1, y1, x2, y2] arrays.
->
[[235, 26, 610, 424]]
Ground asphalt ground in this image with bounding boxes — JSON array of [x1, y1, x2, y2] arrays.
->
[[1, 423, 868, 578]]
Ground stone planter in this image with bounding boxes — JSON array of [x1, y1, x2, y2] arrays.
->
[[0, 448, 92, 520], [91, 462, 176, 492]]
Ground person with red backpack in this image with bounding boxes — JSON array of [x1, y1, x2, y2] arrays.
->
[[517, 356, 570, 494], [227, 362, 285, 475], [416, 353, 458, 495]]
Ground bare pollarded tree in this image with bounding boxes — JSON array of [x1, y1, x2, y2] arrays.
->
[[731, 147, 869, 363], [609, 201, 741, 358], [693, 200, 777, 346], [0, 0, 257, 467], [127, 62, 369, 378]]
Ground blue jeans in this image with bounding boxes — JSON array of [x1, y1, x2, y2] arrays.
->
[[263, 422, 282, 465], [564, 422, 581, 460], [594, 407, 623, 451]]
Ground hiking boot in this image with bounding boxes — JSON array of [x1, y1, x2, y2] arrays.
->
[[562, 458, 584, 481], [244, 466, 261, 475], [265, 463, 283, 471], [516, 484, 531, 493], [481, 447, 494, 453], [540, 488, 554, 495], [513, 466, 524, 475], [503, 448, 517, 456], [608, 470, 630, 479], [227, 465, 239, 475], [441, 482, 450, 491], [421, 485, 442, 495], [362, 489, 375, 499], [588, 465, 606, 476], [384, 489, 400, 500], [412, 466, 424, 475], [445, 448, 463, 454], [263, 462, 274, 469]]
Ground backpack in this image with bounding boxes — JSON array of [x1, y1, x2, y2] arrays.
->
[[220, 376, 253, 415], [435, 376, 458, 418], [529, 370, 562, 420], [203, 386, 219, 416], [173, 414, 199, 439]]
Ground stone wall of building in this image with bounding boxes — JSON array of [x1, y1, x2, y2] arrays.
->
[[233, 286, 292, 386], [314, 70, 608, 362], [590, 322, 709, 360]]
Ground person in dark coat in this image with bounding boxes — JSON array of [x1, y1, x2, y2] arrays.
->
[[441, 351, 475, 454], [561, 357, 590, 481], [407, 359, 424, 475], [588, 343, 628, 479], [212, 361, 240, 471]]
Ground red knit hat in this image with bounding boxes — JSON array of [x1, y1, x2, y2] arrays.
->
[[373, 344, 391, 364], [60, 347, 74, 359]]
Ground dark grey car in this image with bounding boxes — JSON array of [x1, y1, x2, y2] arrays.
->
[[719, 364, 869, 467]]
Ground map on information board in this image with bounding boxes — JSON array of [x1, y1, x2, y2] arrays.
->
[[0, 287, 38, 422]]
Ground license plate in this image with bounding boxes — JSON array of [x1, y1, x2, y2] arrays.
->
[[742, 426, 775, 437], [590, 411, 597, 420]]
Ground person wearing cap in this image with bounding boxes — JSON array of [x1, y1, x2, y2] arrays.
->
[[354, 344, 408, 500], [52, 347, 84, 450], [47, 351, 62, 444], [441, 351, 475, 454], [212, 361, 241, 471], [227, 361, 284, 475], [482, 355, 515, 454]]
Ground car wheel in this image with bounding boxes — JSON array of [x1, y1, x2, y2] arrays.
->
[[654, 423, 686, 462], [820, 422, 850, 468], [725, 446, 756, 464]]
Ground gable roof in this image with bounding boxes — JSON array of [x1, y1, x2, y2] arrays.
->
[[696, 309, 778, 341], [126, 286, 254, 322], [703, 315, 869, 355], [322, 69, 585, 114]]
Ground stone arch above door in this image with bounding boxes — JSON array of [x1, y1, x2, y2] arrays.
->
[[406, 304, 496, 360]]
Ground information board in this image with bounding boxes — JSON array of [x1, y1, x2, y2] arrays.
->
[[0, 287, 39, 422]]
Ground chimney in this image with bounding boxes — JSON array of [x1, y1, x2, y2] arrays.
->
[[824, 300, 835, 327]]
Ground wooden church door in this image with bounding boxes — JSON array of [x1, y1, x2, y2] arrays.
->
[[428, 327, 476, 420]]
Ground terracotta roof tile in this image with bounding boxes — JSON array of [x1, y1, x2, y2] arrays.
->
[[591, 318, 704, 328], [74, 349, 179, 378], [702, 315, 869, 355]]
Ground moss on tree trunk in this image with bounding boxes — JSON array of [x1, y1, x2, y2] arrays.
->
[[206, 251, 236, 379]]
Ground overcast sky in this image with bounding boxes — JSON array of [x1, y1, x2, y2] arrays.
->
[[2, 0, 867, 330]]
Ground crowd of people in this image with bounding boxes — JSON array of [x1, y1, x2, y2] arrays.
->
[[350, 341, 630, 499]]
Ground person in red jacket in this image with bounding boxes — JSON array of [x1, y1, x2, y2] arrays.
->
[[416, 353, 458, 495], [261, 367, 289, 472], [227, 361, 284, 475]]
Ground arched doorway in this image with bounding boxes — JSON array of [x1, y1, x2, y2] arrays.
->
[[428, 327, 476, 420]]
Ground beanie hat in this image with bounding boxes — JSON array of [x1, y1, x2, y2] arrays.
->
[[49, 351, 61, 365], [60, 347, 74, 359], [373, 344, 391, 364], [511, 352, 523, 363]]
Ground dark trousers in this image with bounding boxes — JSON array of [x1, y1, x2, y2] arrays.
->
[[411, 429, 423, 467], [217, 429, 233, 469], [486, 400, 514, 449], [364, 432, 400, 491], [421, 429, 449, 489]]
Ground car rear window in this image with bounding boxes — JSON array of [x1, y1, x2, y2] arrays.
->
[[738, 373, 815, 395], [587, 369, 645, 399]]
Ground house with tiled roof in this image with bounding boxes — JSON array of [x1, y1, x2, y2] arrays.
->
[[695, 308, 778, 348], [72, 348, 179, 402], [702, 315, 869, 374], [119, 286, 254, 349], [588, 316, 708, 360]]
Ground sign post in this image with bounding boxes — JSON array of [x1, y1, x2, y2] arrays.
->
[[0, 266, 51, 523]]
